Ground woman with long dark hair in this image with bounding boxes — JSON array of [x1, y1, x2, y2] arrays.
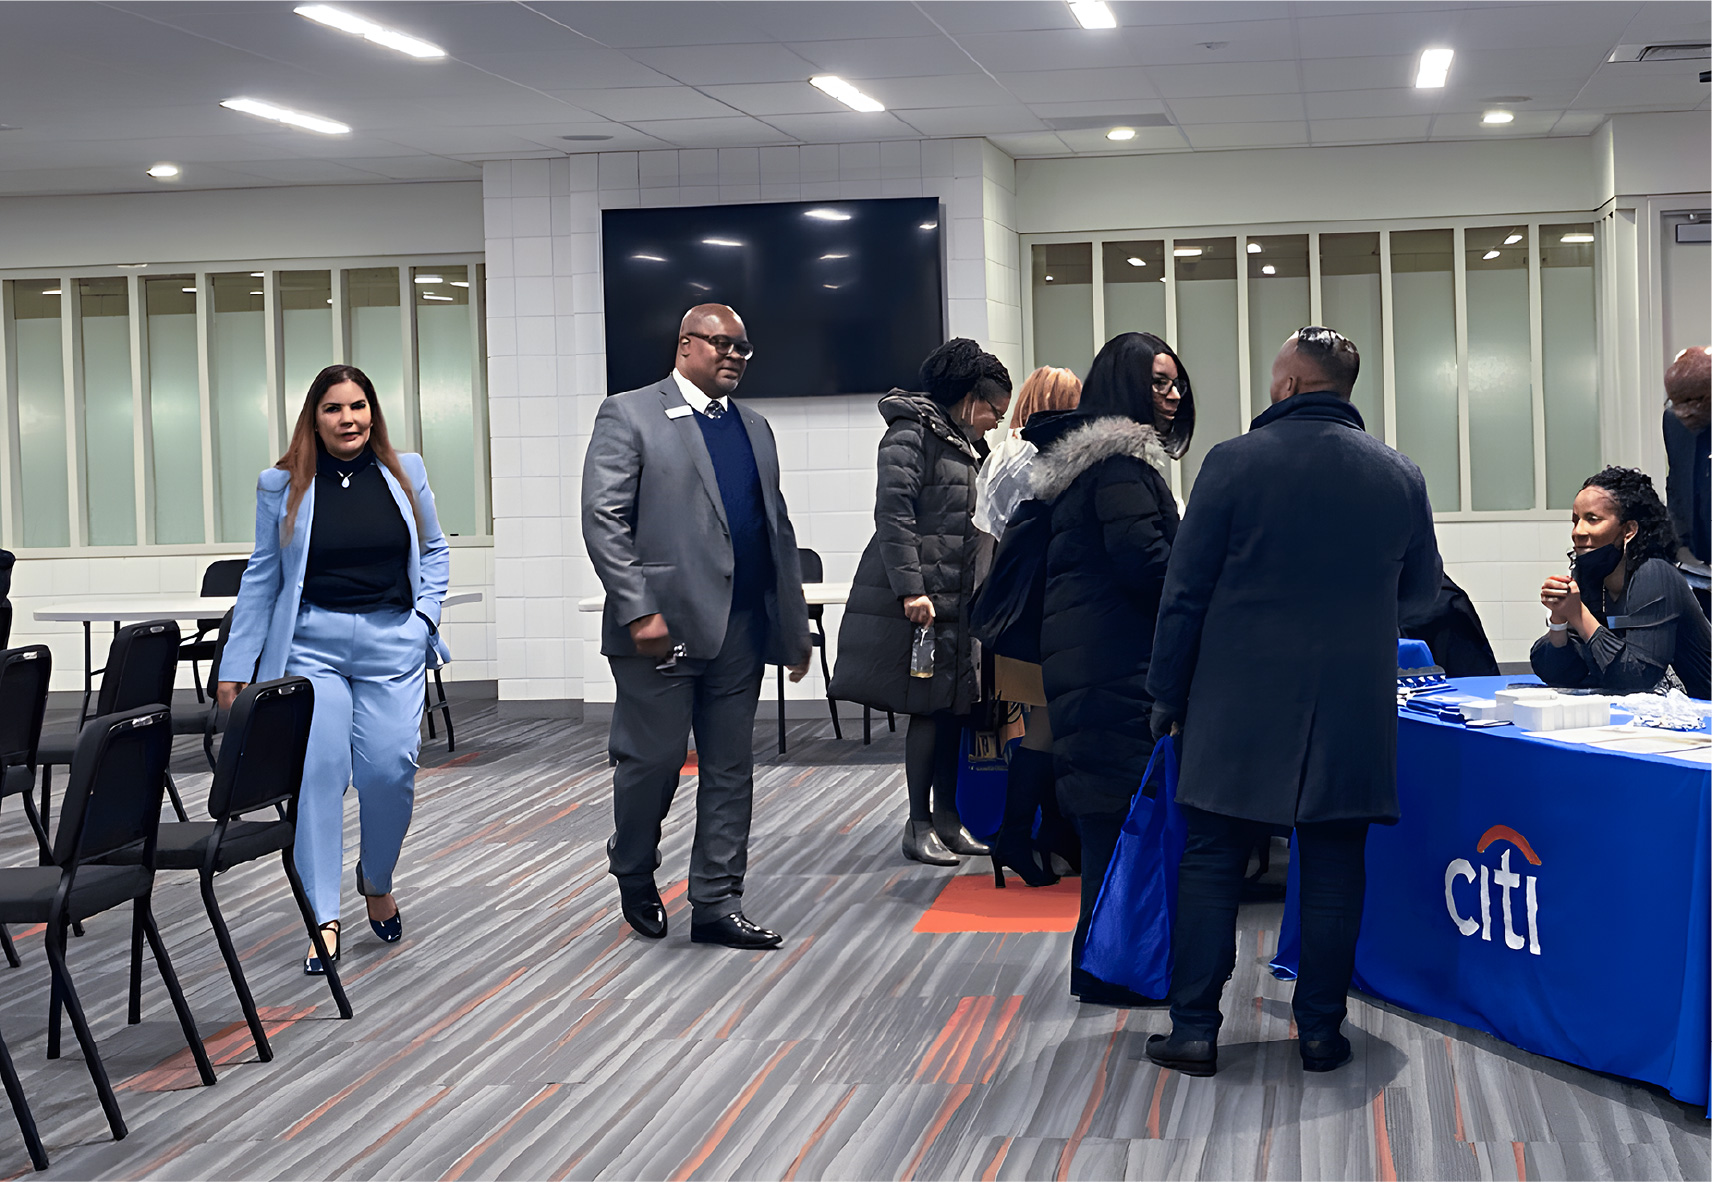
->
[[1030, 331, 1194, 1004], [1533, 466, 1710, 699], [217, 364, 450, 973]]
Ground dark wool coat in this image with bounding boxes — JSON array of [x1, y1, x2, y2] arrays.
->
[[1148, 393, 1442, 827], [830, 392, 990, 716], [1030, 416, 1178, 817]]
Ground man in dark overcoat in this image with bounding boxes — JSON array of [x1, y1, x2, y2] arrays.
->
[[1144, 327, 1441, 1076]]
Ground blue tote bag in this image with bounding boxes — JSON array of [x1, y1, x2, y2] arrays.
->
[[954, 726, 1010, 841], [1081, 735, 1187, 999]]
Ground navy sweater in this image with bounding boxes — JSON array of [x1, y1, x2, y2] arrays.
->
[[696, 407, 774, 612]]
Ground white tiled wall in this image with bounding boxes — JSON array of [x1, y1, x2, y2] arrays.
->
[[1436, 519, 1572, 666], [483, 139, 1022, 708]]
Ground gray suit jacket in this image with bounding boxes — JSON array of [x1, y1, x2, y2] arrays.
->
[[582, 375, 812, 666]]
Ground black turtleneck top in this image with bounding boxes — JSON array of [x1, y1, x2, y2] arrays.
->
[[301, 445, 412, 613]]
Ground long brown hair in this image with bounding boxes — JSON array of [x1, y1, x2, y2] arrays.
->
[[278, 364, 420, 545], [1009, 366, 1082, 430]]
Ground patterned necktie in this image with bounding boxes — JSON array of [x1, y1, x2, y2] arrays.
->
[[704, 400, 724, 419]]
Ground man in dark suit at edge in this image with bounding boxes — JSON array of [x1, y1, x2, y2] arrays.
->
[[1144, 327, 1442, 1076], [582, 304, 811, 949]]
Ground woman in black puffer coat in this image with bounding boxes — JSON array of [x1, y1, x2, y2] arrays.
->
[[1030, 331, 1195, 1005], [831, 339, 1012, 866]]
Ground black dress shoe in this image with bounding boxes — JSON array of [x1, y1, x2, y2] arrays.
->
[[1145, 1032, 1218, 1077], [1300, 1033, 1353, 1073], [933, 813, 991, 857], [690, 912, 782, 949], [617, 877, 667, 939]]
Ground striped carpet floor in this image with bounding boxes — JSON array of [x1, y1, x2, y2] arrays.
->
[[0, 698, 1703, 1180]]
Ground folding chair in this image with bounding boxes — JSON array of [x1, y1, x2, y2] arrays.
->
[[0, 647, 55, 967]]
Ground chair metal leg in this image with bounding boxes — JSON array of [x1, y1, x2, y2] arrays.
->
[[127, 906, 144, 1025], [44, 923, 127, 1140], [434, 667, 454, 753], [818, 645, 842, 740], [199, 874, 272, 1061], [863, 706, 872, 745], [163, 773, 189, 824], [424, 681, 437, 739], [35, 767, 52, 867], [282, 851, 352, 1018], [17, 793, 51, 865], [46, 938, 62, 1059], [776, 667, 787, 757], [0, 926, 17, 970], [0, 1028, 48, 1170], [887, 711, 896, 732], [137, 903, 216, 1087]]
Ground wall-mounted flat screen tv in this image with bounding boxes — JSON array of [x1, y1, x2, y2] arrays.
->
[[601, 196, 944, 398]]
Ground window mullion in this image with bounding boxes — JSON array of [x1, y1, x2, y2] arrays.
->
[[1236, 234, 1252, 434], [1379, 229, 1398, 449], [469, 264, 491, 533], [1527, 222, 1547, 511], [1452, 226, 1472, 512], [399, 265, 421, 452], [128, 272, 155, 545], [0, 283, 17, 548], [195, 271, 218, 543], [62, 273, 87, 548]]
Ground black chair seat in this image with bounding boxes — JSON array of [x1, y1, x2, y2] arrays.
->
[[171, 706, 213, 738], [0, 865, 151, 925], [36, 732, 75, 767], [149, 820, 294, 873], [179, 639, 217, 662]]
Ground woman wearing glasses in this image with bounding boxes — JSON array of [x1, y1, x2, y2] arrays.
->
[[832, 338, 1012, 866], [1029, 331, 1195, 1005], [218, 364, 450, 974]]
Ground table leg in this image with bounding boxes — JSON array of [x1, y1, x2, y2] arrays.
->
[[79, 622, 93, 725]]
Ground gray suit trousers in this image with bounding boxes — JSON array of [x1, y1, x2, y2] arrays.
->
[[607, 607, 766, 924]]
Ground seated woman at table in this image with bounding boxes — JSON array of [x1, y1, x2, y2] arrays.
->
[[1533, 466, 1710, 700], [217, 364, 450, 974]]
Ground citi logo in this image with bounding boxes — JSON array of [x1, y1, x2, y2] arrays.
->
[[1443, 825, 1541, 955]]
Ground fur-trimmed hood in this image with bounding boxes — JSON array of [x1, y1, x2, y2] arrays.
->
[[1030, 415, 1168, 502]]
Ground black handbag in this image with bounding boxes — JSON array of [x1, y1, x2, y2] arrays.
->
[[968, 498, 1050, 663]]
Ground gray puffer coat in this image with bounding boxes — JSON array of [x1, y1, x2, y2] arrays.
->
[[830, 392, 990, 716]]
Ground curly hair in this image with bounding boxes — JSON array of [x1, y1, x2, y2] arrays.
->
[[918, 338, 985, 406], [1581, 466, 1674, 570]]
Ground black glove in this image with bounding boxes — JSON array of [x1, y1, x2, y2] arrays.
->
[[1150, 703, 1179, 742]]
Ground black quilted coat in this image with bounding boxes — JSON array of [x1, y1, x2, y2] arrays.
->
[[1032, 415, 1178, 817], [830, 392, 990, 716]]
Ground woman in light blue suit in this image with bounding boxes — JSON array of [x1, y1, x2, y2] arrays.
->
[[218, 364, 450, 974]]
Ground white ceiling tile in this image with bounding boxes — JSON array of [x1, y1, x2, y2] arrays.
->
[[624, 43, 822, 86], [459, 51, 679, 91], [995, 67, 1161, 104], [1116, 20, 1299, 65], [547, 88, 743, 122], [1621, 1, 1712, 44], [783, 37, 984, 78], [1145, 61, 1302, 98], [719, 2, 943, 41], [892, 107, 1049, 137], [1571, 61, 1712, 106], [1291, 9, 1469, 60], [332, 156, 485, 181], [697, 83, 848, 118], [917, 1, 1076, 34], [1115, 3, 1301, 25], [953, 29, 1142, 73], [758, 112, 926, 141], [1454, 4, 1640, 51], [1168, 94, 1308, 125], [1053, 125, 1190, 152], [1304, 88, 1448, 120], [1427, 110, 1566, 137], [622, 117, 797, 148], [1024, 99, 1172, 119], [1549, 111, 1610, 135], [1310, 115, 1433, 143], [867, 74, 1017, 109], [522, 2, 770, 47], [1300, 54, 1418, 91], [986, 130, 1076, 157], [214, 157, 394, 184], [1183, 121, 1310, 149]]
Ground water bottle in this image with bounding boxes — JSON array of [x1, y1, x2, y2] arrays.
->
[[909, 624, 935, 678]]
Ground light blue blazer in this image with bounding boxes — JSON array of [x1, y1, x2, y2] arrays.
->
[[220, 452, 451, 684]]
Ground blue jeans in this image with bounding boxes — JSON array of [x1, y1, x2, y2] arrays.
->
[[285, 603, 427, 923]]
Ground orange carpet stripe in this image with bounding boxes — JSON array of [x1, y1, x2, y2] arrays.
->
[[1146, 1069, 1167, 1139], [1373, 1091, 1397, 1182], [939, 995, 994, 1083], [1513, 1142, 1527, 1181], [337, 1085, 454, 1173], [714, 936, 816, 1040], [1445, 1035, 1466, 1141], [979, 1137, 1012, 1182], [914, 876, 1081, 934], [669, 1041, 797, 1182], [419, 751, 483, 775], [977, 996, 1025, 1084], [120, 1005, 315, 1092], [899, 1082, 974, 1181], [1056, 1013, 1124, 1181], [443, 1083, 562, 1181], [916, 997, 975, 1081], [781, 1085, 857, 1182]]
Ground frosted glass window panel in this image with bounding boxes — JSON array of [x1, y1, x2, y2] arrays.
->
[[1246, 235, 1310, 419], [1390, 230, 1460, 512], [145, 277, 203, 543], [78, 278, 136, 545], [1031, 243, 1093, 377], [1102, 240, 1166, 341], [348, 267, 403, 436], [1541, 224, 1600, 510], [414, 264, 479, 536], [1660, 211, 1712, 364], [11, 282, 70, 547], [1464, 227, 1534, 510], [210, 275, 270, 544], [280, 270, 333, 406], [1174, 238, 1239, 497], [1319, 233, 1385, 439]]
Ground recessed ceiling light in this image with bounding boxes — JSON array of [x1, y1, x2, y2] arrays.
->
[[820, 253, 849, 260], [1069, 1, 1117, 30], [631, 254, 666, 262], [1106, 127, 1136, 141], [1482, 110, 1514, 124], [1503, 234, 1523, 245], [422, 293, 454, 301], [1044, 275, 1055, 282], [1246, 242, 1262, 254], [702, 238, 743, 247], [1126, 257, 1145, 267], [1560, 233, 1595, 243], [294, 5, 445, 58], [41, 289, 61, 296], [182, 286, 197, 294], [326, 297, 334, 304], [220, 97, 351, 135], [824, 284, 840, 289], [1415, 47, 1454, 88], [249, 290, 263, 296], [146, 163, 179, 179], [1261, 265, 1276, 275], [804, 208, 852, 221], [450, 280, 469, 287], [116, 263, 148, 269], [250, 271, 264, 277], [809, 75, 884, 113], [413, 274, 444, 283], [1482, 250, 1501, 260], [919, 222, 937, 230], [1173, 247, 1203, 258]]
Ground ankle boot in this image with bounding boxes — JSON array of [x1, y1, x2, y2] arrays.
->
[[902, 819, 959, 866]]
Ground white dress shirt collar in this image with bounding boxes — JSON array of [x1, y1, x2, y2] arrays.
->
[[672, 368, 729, 417]]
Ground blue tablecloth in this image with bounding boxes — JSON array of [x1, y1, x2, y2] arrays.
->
[[1274, 676, 1710, 1108]]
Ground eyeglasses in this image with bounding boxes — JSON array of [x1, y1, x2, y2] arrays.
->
[[686, 331, 755, 360], [1150, 374, 1180, 393]]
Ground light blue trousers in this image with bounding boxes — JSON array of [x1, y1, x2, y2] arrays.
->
[[285, 603, 427, 923]]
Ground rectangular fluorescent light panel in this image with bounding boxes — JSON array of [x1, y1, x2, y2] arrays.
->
[[294, 5, 446, 58], [1503, 234, 1523, 245], [1246, 242, 1262, 254], [810, 76, 884, 113], [1560, 233, 1595, 243], [413, 274, 443, 283], [221, 97, 351, 135], [1173, 247, 1203, 257], [1069, 2, 1117, 29], [1482, 250, 1501, 260], [1415, 48, 1454, 88]]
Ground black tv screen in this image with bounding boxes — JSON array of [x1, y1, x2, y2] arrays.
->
[[601, 196, 944, 398]]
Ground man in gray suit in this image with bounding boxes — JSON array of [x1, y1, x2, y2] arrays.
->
[[583, 303, 811, 949]]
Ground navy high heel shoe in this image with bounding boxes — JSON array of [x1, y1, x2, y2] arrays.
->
[[356, 861, 403, 943], [304, 921, 341, 976]]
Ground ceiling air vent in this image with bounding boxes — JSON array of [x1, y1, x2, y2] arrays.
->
[[1608, 42, 1709, 63]]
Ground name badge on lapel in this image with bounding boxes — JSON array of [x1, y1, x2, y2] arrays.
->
[[665, 405, 694, 420]]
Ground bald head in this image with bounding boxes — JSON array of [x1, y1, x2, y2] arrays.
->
[[676, 303, 750, 397], [1269, 326, 1359, 403]]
